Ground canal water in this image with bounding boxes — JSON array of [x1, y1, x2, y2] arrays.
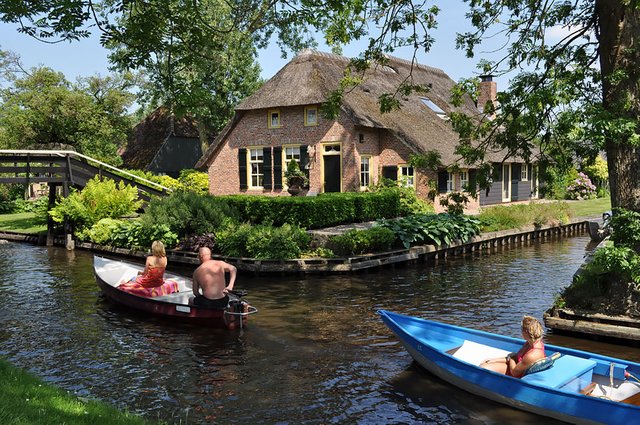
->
[[1, 235, 639, 424]]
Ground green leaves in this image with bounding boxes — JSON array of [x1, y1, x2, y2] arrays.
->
[[327, 226, 396, 256], [0, 66, 134, 164], [48, 176, 142, 232], [377, 213, 481, 249]]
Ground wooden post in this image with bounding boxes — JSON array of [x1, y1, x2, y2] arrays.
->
[[46, 183, 56, 246], [62, 181, 74, 250]]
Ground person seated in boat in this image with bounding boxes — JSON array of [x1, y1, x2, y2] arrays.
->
[[192, 247, 237, 309], [479, 315, 546, 378], [119, 240, 168, 289]]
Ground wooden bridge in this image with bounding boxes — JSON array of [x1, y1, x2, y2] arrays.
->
[[0, 150, 172, 246]]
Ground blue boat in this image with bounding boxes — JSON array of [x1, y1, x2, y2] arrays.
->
[[378, 310, 640, 424]]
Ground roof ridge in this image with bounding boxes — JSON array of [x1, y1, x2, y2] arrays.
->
[[295, 48, 445, 75]]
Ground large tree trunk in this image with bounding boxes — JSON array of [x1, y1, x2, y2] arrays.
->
[[597, 1, 640, 211]]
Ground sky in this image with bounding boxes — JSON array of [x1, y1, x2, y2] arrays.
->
[[0, 3, 515, 91]]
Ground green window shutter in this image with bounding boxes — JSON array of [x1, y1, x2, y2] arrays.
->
[[273, 146, 283, 189], [238, 148, 247, 190], [469, 169, 477, 191], [437, 171, 448, 193], [263, 147, 272, 189]]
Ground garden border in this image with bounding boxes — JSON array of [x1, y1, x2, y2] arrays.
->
[[0, 219, 590, 274]]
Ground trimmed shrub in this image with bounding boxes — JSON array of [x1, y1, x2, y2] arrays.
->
[[327, 226, 397, 256], [369, 178, 434, 215], [219, 191, 402, 228]]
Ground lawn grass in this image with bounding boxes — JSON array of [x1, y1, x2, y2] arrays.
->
[[567, 196, 612, 218], [0, 358, 153, 425], [0, 212, 47, 234]]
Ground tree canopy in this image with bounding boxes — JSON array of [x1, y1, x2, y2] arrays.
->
[[1, 1, 639, 211], [0, 60, 135, 164]]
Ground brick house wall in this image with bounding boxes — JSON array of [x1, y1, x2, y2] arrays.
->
[[207, 103, 483, 215], [209, 106, 360, 195]]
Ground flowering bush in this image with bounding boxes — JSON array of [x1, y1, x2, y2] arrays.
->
[[566, 172, 597, 200]]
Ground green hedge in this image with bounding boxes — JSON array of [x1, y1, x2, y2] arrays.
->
[[218, 191, 401, 229], [327, 226, 397, 256]]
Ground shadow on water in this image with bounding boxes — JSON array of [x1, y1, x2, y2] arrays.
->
[[0, 234, 638, 424]]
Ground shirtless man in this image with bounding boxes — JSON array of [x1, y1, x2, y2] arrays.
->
[[192, 247, 237, 309]]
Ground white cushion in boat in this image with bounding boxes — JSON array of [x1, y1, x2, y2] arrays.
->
[[450, 340, 510, 366]]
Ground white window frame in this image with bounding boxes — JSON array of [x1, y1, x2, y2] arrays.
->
[[360, 155, 371, 189], [268, 109, 280, 128], [282, 145, 302, 186], [304, 106, 318, 126], [502, 163, 511, 202], [399, 165, 415, 188], [460, 170, 469, 191], [447, 172, 455, 192], [283, 145, 301, 169], [248, 147, 264, 188], [521, 164, 529, 181]]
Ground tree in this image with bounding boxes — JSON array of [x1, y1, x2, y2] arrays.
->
[[0, 61, 135, 164], [105, 0, 263, 134], [1, 1, 638, 212]]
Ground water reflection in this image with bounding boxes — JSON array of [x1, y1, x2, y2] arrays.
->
[[1, 235, 638, 424]]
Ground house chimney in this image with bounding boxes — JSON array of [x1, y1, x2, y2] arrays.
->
[[478, 75, 497, 117]]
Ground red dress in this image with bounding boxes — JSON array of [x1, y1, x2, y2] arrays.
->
[[117, 266, 178, 298], [132, 266, 166, 288]]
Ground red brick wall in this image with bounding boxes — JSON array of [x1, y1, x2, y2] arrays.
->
[[205, 105, 482, 213], [207, 106, 380, 196]]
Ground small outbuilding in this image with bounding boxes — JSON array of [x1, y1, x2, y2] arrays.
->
[[121, 107, 203, 177]]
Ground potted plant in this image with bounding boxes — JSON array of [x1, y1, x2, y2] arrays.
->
[[284, 159, 309, 195]]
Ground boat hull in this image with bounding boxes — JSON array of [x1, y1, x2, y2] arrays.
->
[[379, 310, 640, 425], [94, 256, 251, 329]]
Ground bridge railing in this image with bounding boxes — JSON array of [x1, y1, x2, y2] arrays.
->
[[0, 150, 172, 198]]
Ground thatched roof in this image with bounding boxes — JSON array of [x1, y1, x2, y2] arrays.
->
[[121, 106, 200, 170], [197, 49, 512, 169]]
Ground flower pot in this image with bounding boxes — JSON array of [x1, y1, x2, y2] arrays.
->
[[287, 185, 303, 196]]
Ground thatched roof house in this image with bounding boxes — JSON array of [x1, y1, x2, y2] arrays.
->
[[121, 107, 202, 177], [197, 50, 540, 210]]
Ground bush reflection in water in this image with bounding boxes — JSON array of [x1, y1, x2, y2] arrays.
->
[[1, 236, 637, 424]]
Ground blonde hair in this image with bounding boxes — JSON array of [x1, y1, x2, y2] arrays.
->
[[522, 316, 543, 341], [151, 240, 166, 257]]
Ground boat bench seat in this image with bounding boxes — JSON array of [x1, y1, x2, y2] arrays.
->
[[522, 355, 596, 391]]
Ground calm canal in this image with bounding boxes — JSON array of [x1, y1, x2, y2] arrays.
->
[[1, 235, 639, 424]]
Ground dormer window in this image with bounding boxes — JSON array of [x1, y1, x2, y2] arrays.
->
[[304, 106, 318, 126], [420, 97, 447, 119], [268, 109, 281, 128]]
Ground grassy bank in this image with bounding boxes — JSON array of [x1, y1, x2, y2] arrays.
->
[[478, 198, 611, 233], [567, 196, 611, 218], [0, 212, 46, 234], [0, 358, 152, 425]]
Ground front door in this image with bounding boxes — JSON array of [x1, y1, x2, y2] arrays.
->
[[322, 143, 342, 193], [502, 164, 511, 202], [323, 155, 341, 192]]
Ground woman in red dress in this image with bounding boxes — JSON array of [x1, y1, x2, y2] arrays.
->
[[118, 241, 177, 297]]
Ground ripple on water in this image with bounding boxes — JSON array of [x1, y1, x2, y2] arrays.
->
[[0, 236, 631, 424]]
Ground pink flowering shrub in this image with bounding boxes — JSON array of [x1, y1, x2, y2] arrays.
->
[[566, 172, 597, 200]]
